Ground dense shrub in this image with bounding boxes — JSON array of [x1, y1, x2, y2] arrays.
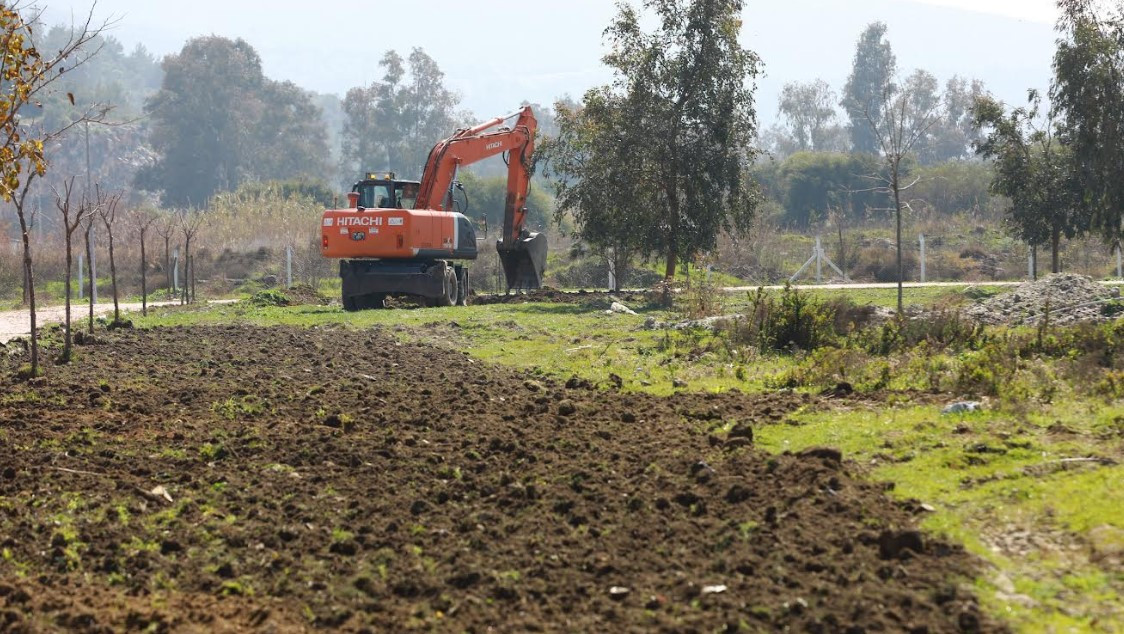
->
[[723, 285, 840, 352]]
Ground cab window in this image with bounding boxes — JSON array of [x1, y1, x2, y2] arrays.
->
[[395, 183, 419, 209], [357, 183, 391, 209]]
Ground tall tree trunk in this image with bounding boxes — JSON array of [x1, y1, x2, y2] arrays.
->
[[182, 240, 189, 305], [108, 232, 119, 323], [17, 216, 38, 376], [1032, 244, 1038, 281], [893, 169, 904, 318], [164, 235, 171, 296], [85, 229, 94, 333], [1051, 229, 1061, 274], [63, 234, 73, 363]]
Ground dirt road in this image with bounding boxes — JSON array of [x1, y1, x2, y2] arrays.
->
[[0, 302, 172, 343], [0, 300, 243, 343]]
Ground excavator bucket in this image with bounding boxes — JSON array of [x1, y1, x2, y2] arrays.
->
[[497, 232, 548, 291]]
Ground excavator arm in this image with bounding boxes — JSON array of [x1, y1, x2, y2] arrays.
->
[[415, 106, 546, 290]]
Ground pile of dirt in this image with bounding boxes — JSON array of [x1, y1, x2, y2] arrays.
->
[[248, 284, 330, 307], [473, 287, 651, 308], [962, 274, 1121, 325], [0, 325, 997, 632]]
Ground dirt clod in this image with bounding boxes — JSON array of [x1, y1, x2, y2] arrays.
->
[[880, 529, 926, 560]]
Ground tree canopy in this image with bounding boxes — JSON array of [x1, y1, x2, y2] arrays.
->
[[973, 92, 1082, 272], [135, 36, 330, 207], [547, 0, 762, 280], [341, 48, 463, 182], [841, 22, 896, 154], [1051, 0, 1124, 244]]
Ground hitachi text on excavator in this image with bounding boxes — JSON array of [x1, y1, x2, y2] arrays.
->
[[321, 106, 547, 310]]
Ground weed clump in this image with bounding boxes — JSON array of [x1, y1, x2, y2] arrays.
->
[[723, 285, 840, 352]]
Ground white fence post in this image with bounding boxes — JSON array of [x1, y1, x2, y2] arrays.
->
[[815, 236, 822, 283], [286, 245, 293, 289], [919, 234, 926, 283]]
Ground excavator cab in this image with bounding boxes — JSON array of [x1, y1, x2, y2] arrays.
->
[[353, 173, 420, 210]]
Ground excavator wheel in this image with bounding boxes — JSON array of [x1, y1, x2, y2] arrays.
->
[[437, 267, 458, 307]]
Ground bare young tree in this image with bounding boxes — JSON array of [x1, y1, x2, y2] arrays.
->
[[1, 3, 113, 376], [53, 177, 91, 363], [130, 207, 158, 316], [97, 188, 124, 323], [864, 76, 941, 316], [11, 172, 40, 374], [155, 209, 178, 296], [178, 209, 205, 304]]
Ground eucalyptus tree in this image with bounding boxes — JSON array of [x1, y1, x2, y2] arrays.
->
[[547, 0, 763, 285]]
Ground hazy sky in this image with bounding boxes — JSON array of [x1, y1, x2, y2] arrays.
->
[[40, 1, 1060, 125]]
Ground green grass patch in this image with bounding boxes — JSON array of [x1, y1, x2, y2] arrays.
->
[[755, 403, 1124, 632]]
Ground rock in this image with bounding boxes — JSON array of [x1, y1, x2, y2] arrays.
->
[[672, 378, 688, 389], [523, 380, 543, 392], [557, 400, 577, 416], [942, 401, 982, 415], [608, 586, 630, 600], [878, 529, 925, 560], [609, 301, 637, 315], [700, 584, 727, 595]]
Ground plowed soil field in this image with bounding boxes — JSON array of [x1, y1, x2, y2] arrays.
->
[[1, 325, 997, 632]]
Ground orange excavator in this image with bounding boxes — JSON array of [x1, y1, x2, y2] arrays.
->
[[321, 106, 547, 310]]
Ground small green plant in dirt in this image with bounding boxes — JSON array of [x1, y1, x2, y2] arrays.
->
[[212, 395, 266, 420], [249, 289, 291, 307], [198, 442, 228, 462]]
